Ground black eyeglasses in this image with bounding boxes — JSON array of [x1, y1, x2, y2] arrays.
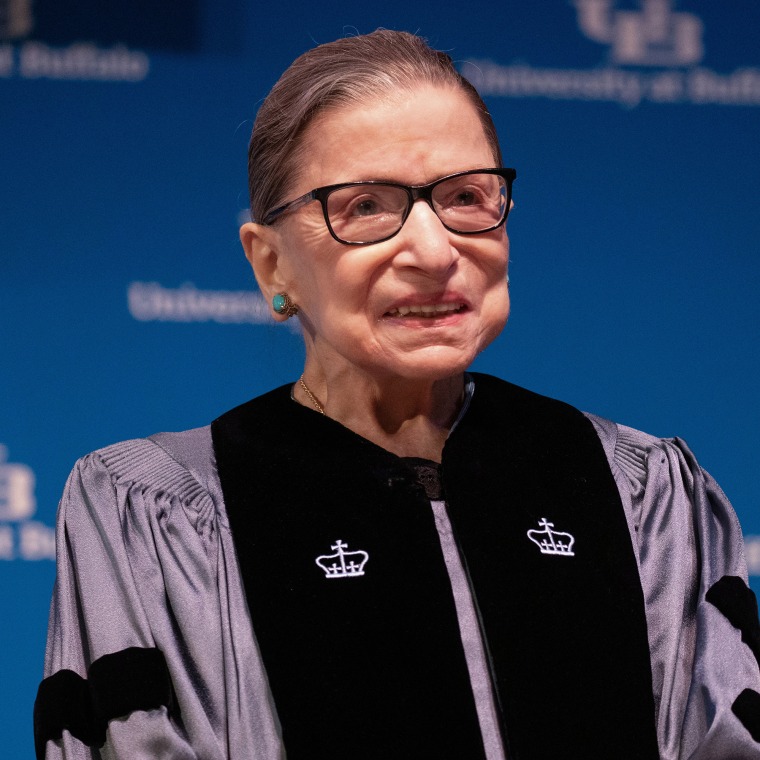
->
[[261, 167, 517, 246]]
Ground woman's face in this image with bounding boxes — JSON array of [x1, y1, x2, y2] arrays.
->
[[255, 85, 510, 382]]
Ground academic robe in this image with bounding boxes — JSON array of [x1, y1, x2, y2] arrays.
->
[[35, 375, 760, 759]]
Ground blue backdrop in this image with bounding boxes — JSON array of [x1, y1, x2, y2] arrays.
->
[[2, 1, 758, 755]]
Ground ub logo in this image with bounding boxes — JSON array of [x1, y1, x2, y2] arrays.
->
[[0, 444, 54, 560], [572, 0, 704, 67], [0, 0, 34, 40], [0, 443, 35, 521]]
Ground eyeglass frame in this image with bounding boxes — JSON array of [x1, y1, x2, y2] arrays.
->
[[259, 167, 517, 246]]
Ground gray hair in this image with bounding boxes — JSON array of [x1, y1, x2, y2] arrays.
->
[[247, 29, 502, 223]]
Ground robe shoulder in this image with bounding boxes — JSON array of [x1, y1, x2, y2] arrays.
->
[[586, 412, 760, 760], [39, 428, 283, 759]]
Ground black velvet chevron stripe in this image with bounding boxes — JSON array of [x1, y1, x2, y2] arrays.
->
[[706, 575, 760, 668], [33, 647, 175, 759], [732, 689, 760, 743]]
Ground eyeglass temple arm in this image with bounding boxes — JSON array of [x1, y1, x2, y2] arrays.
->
[[261, 190, 318, 225]]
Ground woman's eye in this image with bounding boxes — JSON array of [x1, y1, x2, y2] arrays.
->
[[441, 183, 489, 208], [351, 198, 381, 217], [329, 186, 405, 222], [452, 190, 479, 206]]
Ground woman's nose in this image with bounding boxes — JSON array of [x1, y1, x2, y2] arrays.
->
[[394, 199, 458, 275]]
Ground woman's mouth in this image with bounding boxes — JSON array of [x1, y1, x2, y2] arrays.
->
[[384, 303, 467, 318]]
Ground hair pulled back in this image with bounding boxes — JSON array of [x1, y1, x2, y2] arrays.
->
[[247, 29, 502, 223]]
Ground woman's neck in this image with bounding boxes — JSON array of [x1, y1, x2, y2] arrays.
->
[[293, 367, 465, 463]]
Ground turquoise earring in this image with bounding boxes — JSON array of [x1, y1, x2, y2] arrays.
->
[[272, 292, 299, 318]]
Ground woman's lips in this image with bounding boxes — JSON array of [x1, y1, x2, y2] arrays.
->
[[384, 302, 467, 318]]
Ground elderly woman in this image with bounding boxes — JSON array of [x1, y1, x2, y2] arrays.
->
[[35, 30, 760, 760]]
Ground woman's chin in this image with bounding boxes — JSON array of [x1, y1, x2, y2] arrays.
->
[[370, 347, 478, 383]]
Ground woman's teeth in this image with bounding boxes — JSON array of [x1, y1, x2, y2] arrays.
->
[[386, 303, 465, 318]]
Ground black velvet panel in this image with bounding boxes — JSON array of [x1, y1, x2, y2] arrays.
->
[[442, 374, 659, 759], [33, 647, 174, 759], [706, 575, 760, 667], [732, 689, 760, 742], [212, 388, 487, 760]]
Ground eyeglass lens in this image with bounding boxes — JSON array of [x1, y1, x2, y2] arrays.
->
[[325, 172, 509, 244]]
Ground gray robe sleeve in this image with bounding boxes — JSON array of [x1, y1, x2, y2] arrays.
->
[[41, 435, 282, 760], [587, 414, 760, 759]]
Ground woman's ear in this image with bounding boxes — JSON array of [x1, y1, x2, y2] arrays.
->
[[240, 222, 290, 319]]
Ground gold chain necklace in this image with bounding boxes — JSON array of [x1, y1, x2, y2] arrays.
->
[[299, 375, 325, 415]]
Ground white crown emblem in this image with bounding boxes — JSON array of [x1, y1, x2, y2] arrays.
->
[[315, 540, 369, 579], [527, 518, 576, 557]]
